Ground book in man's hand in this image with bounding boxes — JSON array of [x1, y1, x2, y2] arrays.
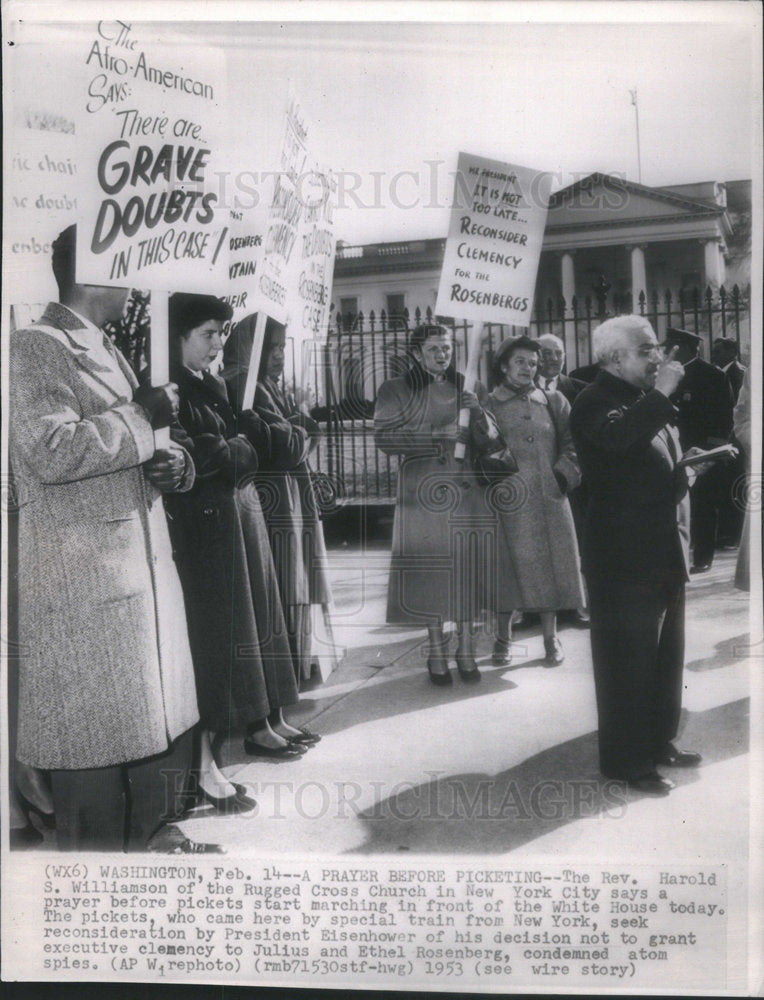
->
[[676, 443, 739, 468]]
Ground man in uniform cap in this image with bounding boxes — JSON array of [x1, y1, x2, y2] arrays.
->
[[664, 327, 734, 572]]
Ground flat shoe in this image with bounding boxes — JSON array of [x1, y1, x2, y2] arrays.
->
[[627, 772, 675, 796], [287, 728, 321, 745], [426, 657, 453, 686], [544, 637, 565, 666], [492, 639, 512, 666], [657, 745, 702, 768], [455, 655, 481, 682], [244, 739, 306, 758], [198, 782, 258, 815]]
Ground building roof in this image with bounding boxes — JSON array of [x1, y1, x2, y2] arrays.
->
[[333, 174, 751, 275]]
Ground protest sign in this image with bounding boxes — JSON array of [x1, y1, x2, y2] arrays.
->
[[435, 151, 550, 327], [76, 22, 228, 295], [224, 91, 337, 401]]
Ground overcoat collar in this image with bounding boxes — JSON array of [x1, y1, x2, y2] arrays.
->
[[595, 368, 645, 403], [174, 365, 230, 407], [491, 382, 546, 404], [34, 301, 138, 394], [403, 361, 464, 392]]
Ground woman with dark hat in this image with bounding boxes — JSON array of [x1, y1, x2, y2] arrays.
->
[[374, 323, 498, 684], [484, 335, 585, 667], [165, 294, 309, 810], [221, 312, 331, 687]]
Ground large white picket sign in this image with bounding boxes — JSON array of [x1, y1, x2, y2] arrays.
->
[[76, 23, 228, 294], [435, 151, 550, 327]]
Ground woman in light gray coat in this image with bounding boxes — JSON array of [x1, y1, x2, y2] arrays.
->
[[374, 324, 498, 685], [483, 336, 585, 667]]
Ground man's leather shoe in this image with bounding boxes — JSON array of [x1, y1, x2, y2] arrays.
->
[[627, 772, 675, 796], [690, 563, 711, 574], [148, 824, 226, 854], [657, 745, 702, 768], [544, 636, 565, 666]]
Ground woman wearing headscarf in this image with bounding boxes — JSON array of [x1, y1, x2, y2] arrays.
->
[[166, 294, 310, 811], [221, 313, 331, 686], [483, 335, 585, 666], [374, 323, 499, 684]]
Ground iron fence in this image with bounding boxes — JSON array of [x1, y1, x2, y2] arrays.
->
[[303, 284, 751, 506]]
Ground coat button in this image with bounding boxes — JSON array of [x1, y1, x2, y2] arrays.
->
[[526, 435, 534, 442], [523, 414, 531, 419]]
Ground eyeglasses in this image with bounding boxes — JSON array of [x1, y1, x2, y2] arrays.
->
[[625, 345, 663, 359]]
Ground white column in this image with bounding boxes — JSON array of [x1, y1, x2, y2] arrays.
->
[[703, 238, 725, 290], [630, 244, 647, 307], [560, 250, 576, 308]]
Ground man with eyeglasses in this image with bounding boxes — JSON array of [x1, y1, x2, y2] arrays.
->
[[570, 315, 706, 796]]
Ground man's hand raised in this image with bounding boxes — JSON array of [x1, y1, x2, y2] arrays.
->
[[654, 345, 685, 397]]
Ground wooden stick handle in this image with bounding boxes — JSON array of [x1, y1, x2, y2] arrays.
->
[[454, 324, 484, 461], [150, 290, 170, 448]]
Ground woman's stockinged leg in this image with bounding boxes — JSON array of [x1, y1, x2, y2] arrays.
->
[[425, 624, 452, 684]]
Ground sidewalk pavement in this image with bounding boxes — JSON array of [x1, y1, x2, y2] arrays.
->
[[178, 546, 753, 862]]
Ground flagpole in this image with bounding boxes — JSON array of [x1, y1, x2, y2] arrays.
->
[[630, 87, 642, 184]]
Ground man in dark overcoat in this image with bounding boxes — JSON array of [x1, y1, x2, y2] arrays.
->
[[665, 327, 734, 571], [570, 315, 704, 795]]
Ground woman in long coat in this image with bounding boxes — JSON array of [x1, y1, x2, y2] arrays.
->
[[374, 323, 498, 684], [222, 313, 331, 685], [166, 295, 308, 810], [483, 335, 585, 666]]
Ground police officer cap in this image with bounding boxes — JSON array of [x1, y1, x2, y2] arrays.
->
[[664, 327, 701, 349]]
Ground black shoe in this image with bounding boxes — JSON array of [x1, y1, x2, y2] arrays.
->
[[492, 639, 512, 666], [16, 790, 56, 830], [148, 824, 226, 854], [455, 655, 481, 683], [287, 728, 322, 746], [657, 745, 702, 768], [243, 738, 306, 758], [198, 782, 258, 815], [690, 563, 712, 574], [10, 821, 44, 849], [544, 636, 565, 666], [627, 772, 675, 795], [426, 657, 453, 686]]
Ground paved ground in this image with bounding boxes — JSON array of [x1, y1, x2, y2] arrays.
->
[[175, 545, 753, 866]]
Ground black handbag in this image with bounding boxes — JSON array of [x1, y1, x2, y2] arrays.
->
[[472, 438, 519, 484]]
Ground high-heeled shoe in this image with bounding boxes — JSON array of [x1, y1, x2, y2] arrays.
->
[[492, 638, 512, 666], [16, 790, 56, 830], [10, 821, 44, 849], [544, 636, 565, 666], [197, 782, 258, 816], [455, 654, 481, 682], [426, 654, 453, 686]]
